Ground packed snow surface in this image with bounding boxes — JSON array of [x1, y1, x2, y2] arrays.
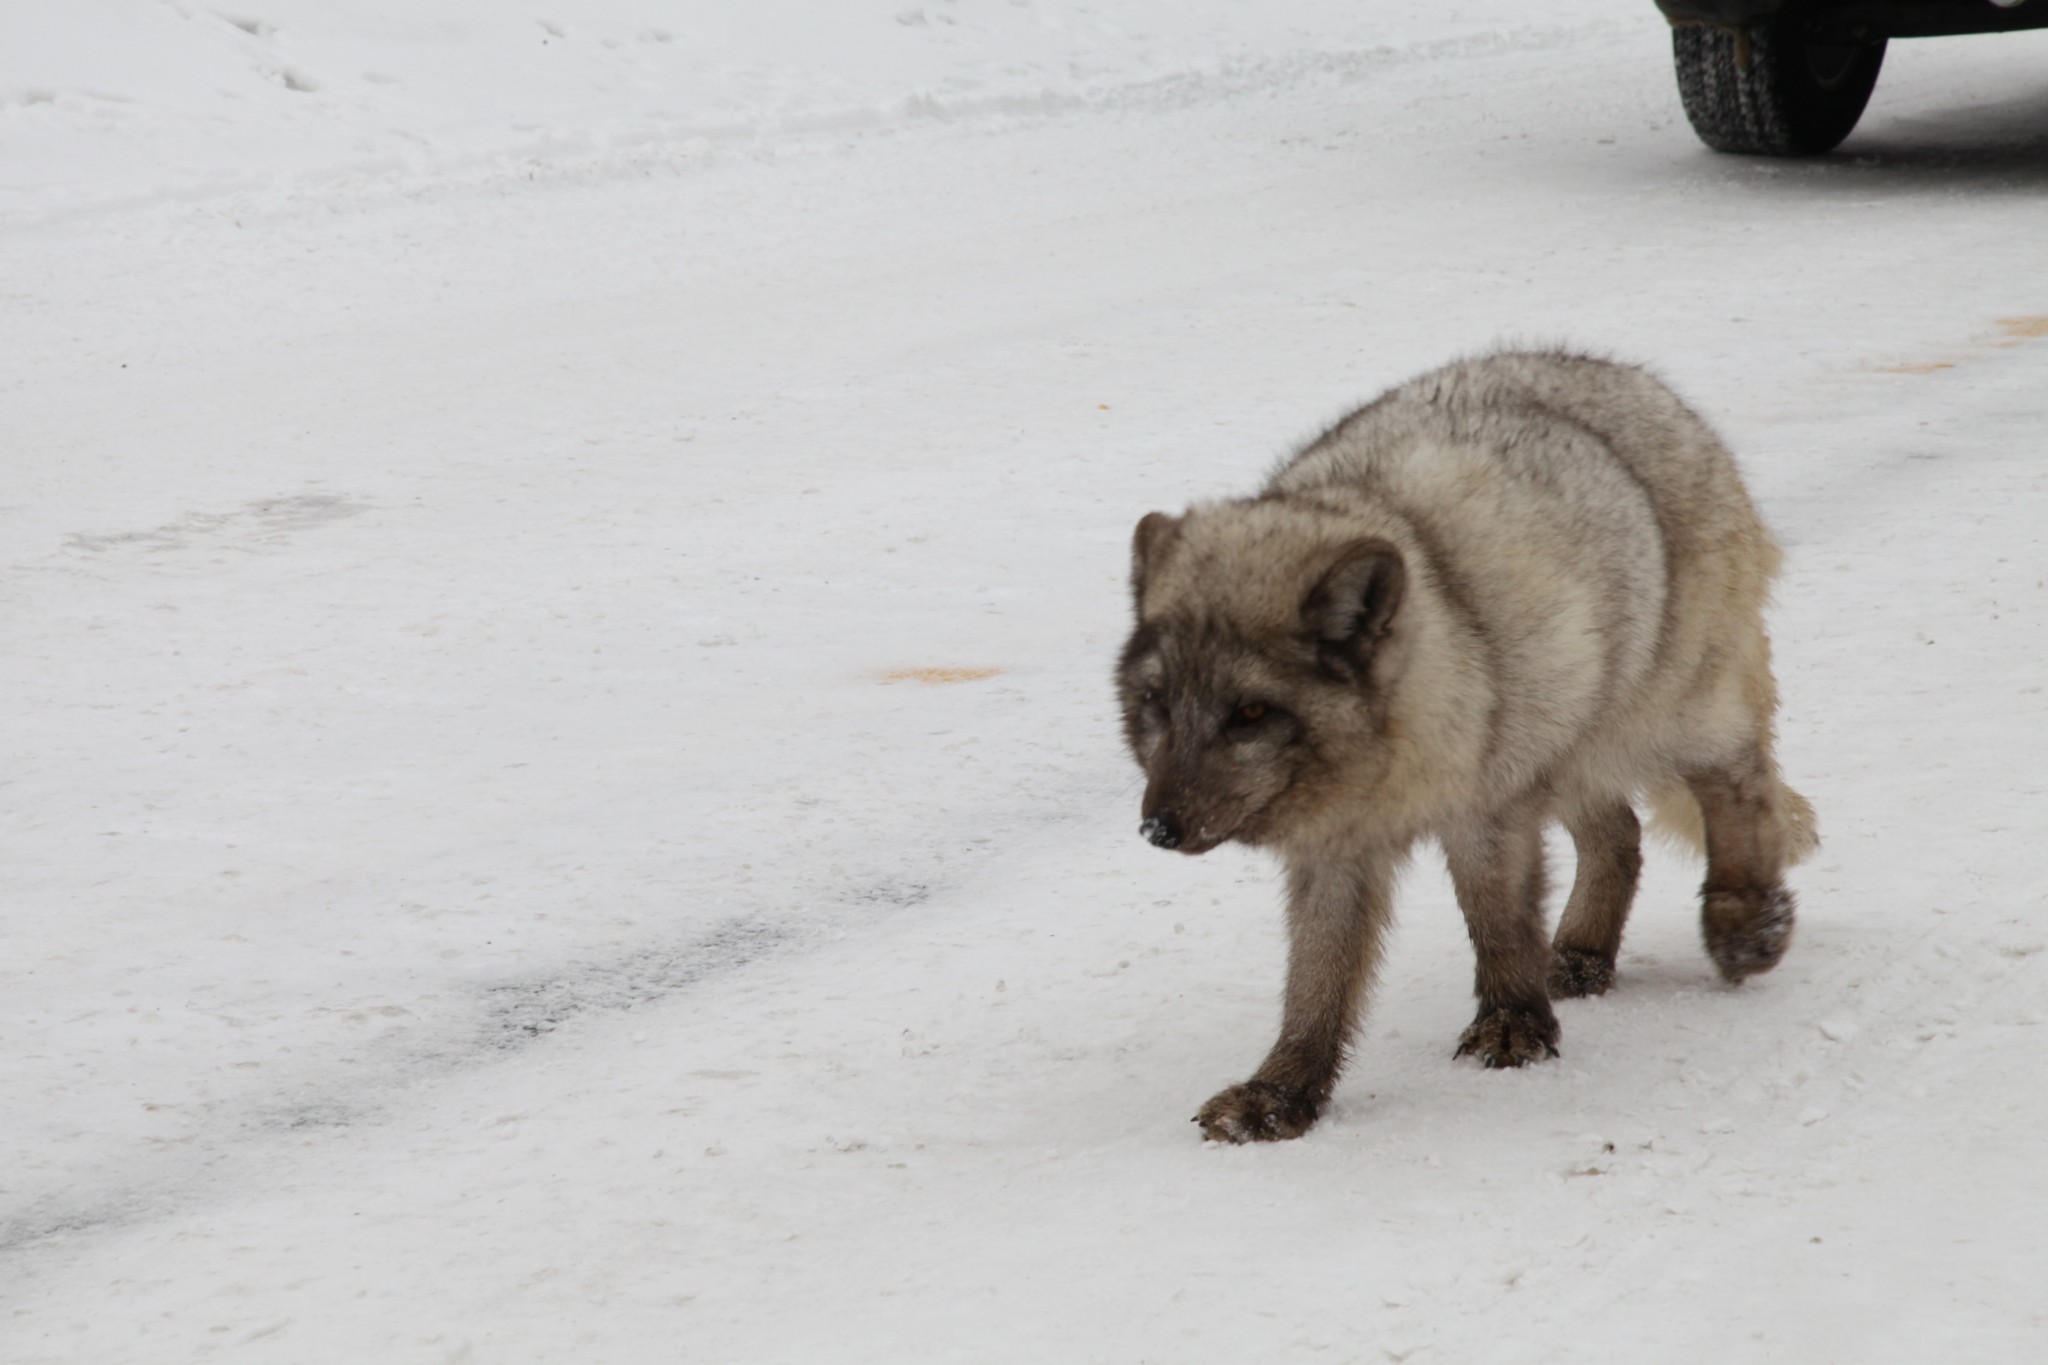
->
[[5, 2, 2047, 1361]]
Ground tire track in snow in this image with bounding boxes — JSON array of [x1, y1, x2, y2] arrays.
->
[[9, 18, 1635, 231], [0, 879, 933, 1262], [475, 878, 929, 1048]]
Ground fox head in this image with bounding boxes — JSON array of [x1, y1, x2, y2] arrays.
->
[[1116, 498, 1412, 855]]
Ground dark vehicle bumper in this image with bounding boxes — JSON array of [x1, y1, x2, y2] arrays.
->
[[1657, 0, 2048, 39]]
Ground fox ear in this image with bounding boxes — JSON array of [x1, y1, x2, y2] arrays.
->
[[1130, 511, 1183, 598], [1302, 539, 1406, 673]]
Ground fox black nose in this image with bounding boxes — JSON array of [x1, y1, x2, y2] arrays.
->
[[1140, 813, 1183, 850]]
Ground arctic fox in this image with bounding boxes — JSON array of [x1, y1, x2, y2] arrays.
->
[[1117, 350, 1815, 1142]]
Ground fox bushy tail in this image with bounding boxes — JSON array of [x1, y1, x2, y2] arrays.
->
[[1647, 777, 1817, 866]]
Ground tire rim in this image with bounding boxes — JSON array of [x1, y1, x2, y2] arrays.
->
[[1801, 42, 1864, 91]]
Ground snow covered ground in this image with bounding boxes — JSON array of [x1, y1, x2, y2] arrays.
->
[[5, 2, 2048, 1360]]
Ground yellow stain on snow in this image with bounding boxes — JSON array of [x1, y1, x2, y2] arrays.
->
[[882, 666, 1003, 685], [1875, 314, 2048, 372]]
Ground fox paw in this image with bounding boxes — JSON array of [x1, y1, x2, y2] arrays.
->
[[1194, 1080, 1322, 1143], [1703, 885, 1795, 983], [1548, 947, 1615, 999], [1456, 1006, 1560, 1069]]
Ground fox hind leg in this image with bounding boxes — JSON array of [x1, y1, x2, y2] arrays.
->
[[1548, 800, 1643, 999], [1687, 751, 1799, 983]]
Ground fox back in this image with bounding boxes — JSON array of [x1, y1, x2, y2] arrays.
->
[[1120, 350, 1787, 858]]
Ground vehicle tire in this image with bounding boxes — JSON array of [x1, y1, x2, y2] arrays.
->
[[1671, 6, 1886, 155]]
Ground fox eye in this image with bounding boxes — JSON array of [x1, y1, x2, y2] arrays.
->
[[1228, 701, 1271, 729]]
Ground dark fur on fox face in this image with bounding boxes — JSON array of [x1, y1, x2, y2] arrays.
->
[[1118, 508, 1406, 854]]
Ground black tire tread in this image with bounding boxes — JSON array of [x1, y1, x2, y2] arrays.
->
[[1672, 20, 1885, 156]]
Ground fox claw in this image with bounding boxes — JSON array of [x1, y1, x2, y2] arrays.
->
[[1547, 946, 1616, 998], [1194, 1080, 1322, 1143], [1455, 1006, 1560, 1069], [1702, 886, 1795, 983]]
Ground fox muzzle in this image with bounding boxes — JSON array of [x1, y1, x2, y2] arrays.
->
[[1139, 813, 1183, 850]]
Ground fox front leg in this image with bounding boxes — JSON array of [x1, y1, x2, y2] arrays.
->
[[1196, 853, 1395, 1142], [1442, 810, 1561, 1068]]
